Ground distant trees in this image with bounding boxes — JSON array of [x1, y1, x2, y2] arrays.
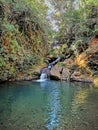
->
[[47, 0, 98, 75], [48, 0, 98, 56]]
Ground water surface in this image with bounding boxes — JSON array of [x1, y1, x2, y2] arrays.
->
[[0, 81, 98, 130]]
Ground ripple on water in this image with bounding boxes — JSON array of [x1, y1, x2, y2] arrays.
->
[[0, 81, 98, 130]]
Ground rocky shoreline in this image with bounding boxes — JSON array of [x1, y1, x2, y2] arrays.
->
[[0, 65, 94, 84], [50, 65, 94, 83]]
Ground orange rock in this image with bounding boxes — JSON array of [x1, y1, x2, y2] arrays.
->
[[94, 77, 98, 87]]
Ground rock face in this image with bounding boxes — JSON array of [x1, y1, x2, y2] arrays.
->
[[51, 65, 69, 80], [50, 64, 93, 82], [51, 36, 98, 83]]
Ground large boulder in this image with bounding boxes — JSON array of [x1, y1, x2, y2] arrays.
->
[[50, 64, 93, 82], [50, 65, 70, 80]]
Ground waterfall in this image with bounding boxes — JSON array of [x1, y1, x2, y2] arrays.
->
[[38, 57, 60, 82], [39, 67, 51, 81], [36, 73, 48, 82], [40, 73, 47, 80], [35, 57, 61, 82]]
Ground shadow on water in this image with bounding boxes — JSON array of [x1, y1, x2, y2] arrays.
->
[[0, 81, 98, 130]]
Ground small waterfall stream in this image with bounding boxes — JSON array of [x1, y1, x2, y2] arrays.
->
[[36, 57, 61, 82], [36, 73, 48, 82], [40, 73, 47, 80]]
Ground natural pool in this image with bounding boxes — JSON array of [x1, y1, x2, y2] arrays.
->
[[0, 81, 98, 130]]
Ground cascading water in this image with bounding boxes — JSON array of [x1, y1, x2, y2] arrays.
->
[[37, 66, 51, 82], [40, 73, 47, 80], [35, 57, 61, 82], [35, 68, 50, 82], [36, 74, 47, 82]]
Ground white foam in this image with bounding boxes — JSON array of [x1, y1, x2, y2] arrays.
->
[[35, 79, 48, 82]]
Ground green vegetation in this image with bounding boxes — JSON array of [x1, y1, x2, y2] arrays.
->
[[49, 0, 98, 79], [0, 0, 51, 81], [0, 0, 98, 82]]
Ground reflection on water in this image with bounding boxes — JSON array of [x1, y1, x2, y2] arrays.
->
[[0, 81, 98, 130], [39, 81, 61, 129], [46, 82, 61, 130]]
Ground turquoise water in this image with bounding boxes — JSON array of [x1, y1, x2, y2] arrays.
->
[[0, 81, 98, 130]]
